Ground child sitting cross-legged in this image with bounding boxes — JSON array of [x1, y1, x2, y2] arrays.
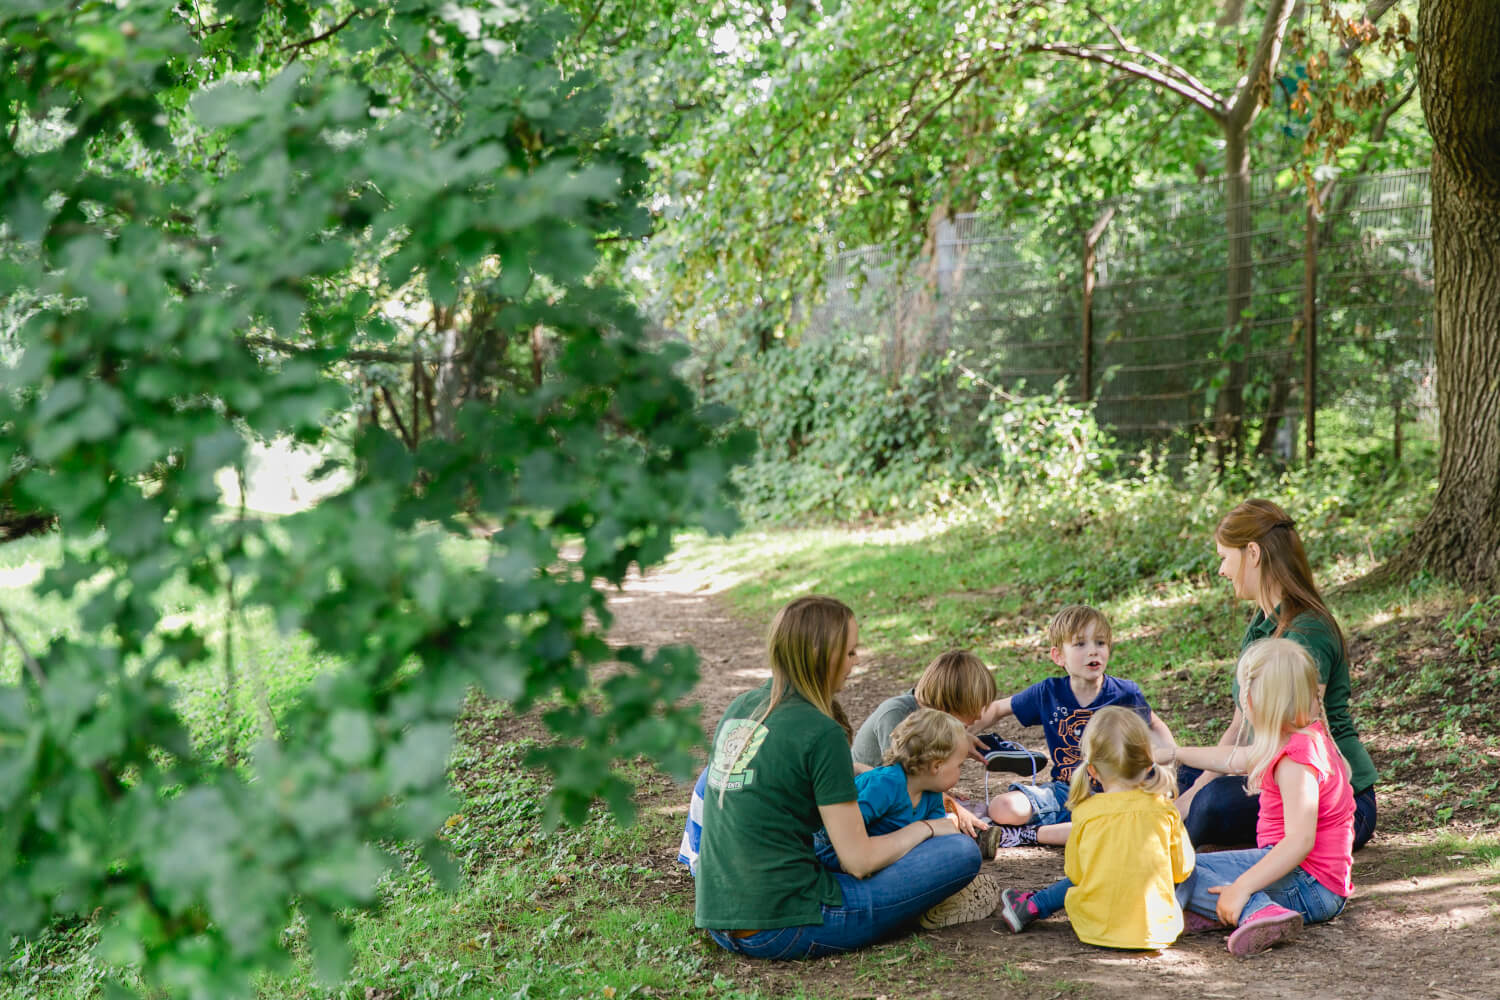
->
[[1156, 637, 1356, 958], [997, 706, 1195, 949], [816, 708, 1004, 928], [852, 649, 1044, 837], [980, 604, 1175, 852]]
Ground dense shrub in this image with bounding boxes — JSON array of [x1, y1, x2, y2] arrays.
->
[[709, 338, 1118, 521]]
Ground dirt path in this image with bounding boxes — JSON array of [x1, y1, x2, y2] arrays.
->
[[607, 564, 1500, 1000]]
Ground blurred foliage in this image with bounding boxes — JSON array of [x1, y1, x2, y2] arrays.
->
[[0, 2, 749, 997]]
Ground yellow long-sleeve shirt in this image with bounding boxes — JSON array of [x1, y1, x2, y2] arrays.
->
[[1063, 789, 1195, 950]]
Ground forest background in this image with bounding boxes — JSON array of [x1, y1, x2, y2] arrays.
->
[[1, 2, 1498, 999]]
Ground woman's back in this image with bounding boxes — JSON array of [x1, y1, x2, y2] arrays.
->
[[695, 683, 857, 930]]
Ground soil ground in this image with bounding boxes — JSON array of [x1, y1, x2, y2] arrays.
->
[[599, 561, 1500, 1000]]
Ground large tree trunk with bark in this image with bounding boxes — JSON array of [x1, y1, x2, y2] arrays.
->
[[1379, 1, 1500, 589]]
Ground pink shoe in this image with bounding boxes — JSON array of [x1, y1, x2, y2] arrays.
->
[[1226, 904, 1302, 957], [1182, 909, 1222, 934]]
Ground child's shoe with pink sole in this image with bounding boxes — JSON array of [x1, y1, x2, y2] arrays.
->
[[1225, 904, 1302, 957]]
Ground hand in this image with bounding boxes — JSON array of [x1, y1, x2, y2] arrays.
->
[[1208, 883, 1251, 926], [950, 803, 989, 838], [967, 734, 988, 764], [1152, 744, 1176, 766]]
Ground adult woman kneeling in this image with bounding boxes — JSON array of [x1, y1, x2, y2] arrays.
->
[[696, 595, 982, 959], [1179, 499, 1379, 851]]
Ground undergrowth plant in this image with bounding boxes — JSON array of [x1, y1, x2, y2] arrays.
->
[[711, 337, 1118, 522]]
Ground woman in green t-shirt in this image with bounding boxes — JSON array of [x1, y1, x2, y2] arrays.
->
[[1177, 499, 1378, 850], [695, 595, 983, 959]]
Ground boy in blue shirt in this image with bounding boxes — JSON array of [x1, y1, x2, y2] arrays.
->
[[979, 604, 1175, 853]]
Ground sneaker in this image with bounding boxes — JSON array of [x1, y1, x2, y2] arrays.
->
[[997, 888, 1040, 933], [976, 735, 1050, 776], [1182, 909, 1223, 935], [978, 823, 1038, 857], [919, 873, 1003, 929], [1225, 904, 1302, 957]]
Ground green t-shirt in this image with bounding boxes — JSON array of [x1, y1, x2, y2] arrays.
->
[[694, 682, 858, 930], [1235, 609, 1379, 793]]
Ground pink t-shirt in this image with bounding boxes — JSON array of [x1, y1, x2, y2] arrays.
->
[[1255, 721, 1355, 896]]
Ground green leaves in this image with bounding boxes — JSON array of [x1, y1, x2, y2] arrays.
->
[[0, 1, 745, 997]]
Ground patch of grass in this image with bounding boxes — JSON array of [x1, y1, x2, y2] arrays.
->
[[666, 465, 1496, 830]]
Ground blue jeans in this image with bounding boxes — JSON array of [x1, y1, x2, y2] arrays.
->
[[1009, 779, 1073, 827], [1032, 876, 1071, 917], [1178, 768, 1377, 852], [1174, 848, 1347, 925], [705, 835, 982, 959]]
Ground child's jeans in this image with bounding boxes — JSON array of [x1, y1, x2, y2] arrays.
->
[[1031, 876, 1072, 917], [705, 834, 982, 959], [1007, 779, 1073, 827], [1174, 847, 1347, 925]]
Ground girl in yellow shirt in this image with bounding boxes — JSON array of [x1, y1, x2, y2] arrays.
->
[[997, 706, 1195, 949]]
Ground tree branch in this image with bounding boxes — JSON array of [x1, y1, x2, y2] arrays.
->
[[1225, 0, 1297, 128], [1087, 8, 1224, 110], [280, 8, 363, 56], [379, 384, 415, 448], [243, 334, 424, 365], [394, 45, 463, 114], [866, 58, 993, 166], [1019, 41, 1226, 119], [1339, 0, 1401, 58], [0, 606, 46, 686]]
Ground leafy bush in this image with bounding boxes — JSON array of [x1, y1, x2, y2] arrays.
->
[[0, 3, 748, 997], [709, 338, 1117, 521]]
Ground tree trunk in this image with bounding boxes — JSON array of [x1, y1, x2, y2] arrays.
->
[[1213, 128, 1254, 464], [1378, 0, 1500, 589]]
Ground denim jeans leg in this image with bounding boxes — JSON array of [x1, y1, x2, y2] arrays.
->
[[1031, 877, 1072, 918], [1259, 866, 1348, 924], [1175, 847, 1274, 922], [1352, 786, 1377, 851], [792, 834, 982, 958], [1182, 775, 1260, 847]]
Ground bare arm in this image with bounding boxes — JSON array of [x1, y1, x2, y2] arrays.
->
[[968, 696, 1018, 761], [1209, 757, 1319, 924], [1177, 706, 1246, 800], [972, 696, 1015, 731], [818, 801, 958, 880], [1147, 711, 1176, 749]]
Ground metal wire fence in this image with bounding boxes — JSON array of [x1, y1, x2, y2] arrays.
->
[[811, 168, 1434, 461]]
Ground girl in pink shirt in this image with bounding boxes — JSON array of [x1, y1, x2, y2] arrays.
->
[[1159, 637, 1354, 957]]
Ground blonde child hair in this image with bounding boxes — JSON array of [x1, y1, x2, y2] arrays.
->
[[1065, 706, 1175, 810], [1048, 604, 1113, 649], [1236, 637, 1331, 794], [914, 650, 996, 720], [882, 708, 968, 774]]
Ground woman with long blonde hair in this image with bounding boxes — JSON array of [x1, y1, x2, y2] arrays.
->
[[1179, 499, 1378, 850], [695, 596, 982, 959]]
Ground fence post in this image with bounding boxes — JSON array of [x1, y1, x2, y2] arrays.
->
[[1081, 207, 1116, 403], [1303, 202, 1318, 464]]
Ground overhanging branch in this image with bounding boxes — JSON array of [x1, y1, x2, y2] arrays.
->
[[1018, 41, 1226, 120]]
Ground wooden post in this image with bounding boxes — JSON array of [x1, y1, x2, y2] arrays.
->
[[1081, 207, 1116, 403], [1303, 202, 1318, 464]]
